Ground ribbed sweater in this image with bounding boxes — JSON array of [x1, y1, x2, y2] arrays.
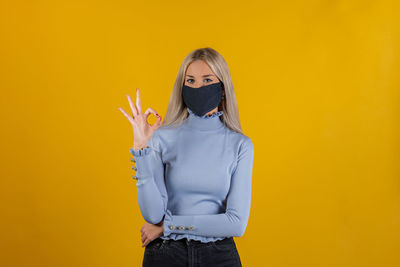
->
[[129, 108, 254, 243]]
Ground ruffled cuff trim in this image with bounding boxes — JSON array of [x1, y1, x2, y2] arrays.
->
[[129, 146, 152, 157], [162, 209, 173, 237]]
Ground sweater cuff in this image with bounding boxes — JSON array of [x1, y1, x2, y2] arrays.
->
[[129, 146, 154, 181], [163, 209, 173, 237], [129, 146, 151, 157]]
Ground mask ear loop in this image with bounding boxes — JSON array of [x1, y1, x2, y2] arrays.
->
[[219, 81, 225, 116], [221, 81, 225, 100]]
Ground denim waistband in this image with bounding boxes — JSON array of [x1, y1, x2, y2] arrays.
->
[[153, 236, 234, 248]]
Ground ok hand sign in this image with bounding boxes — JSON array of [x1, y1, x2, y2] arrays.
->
[[118, 88, 162, 150]]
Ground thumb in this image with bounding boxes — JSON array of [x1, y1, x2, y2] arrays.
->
[[151, 114, 162, 131]]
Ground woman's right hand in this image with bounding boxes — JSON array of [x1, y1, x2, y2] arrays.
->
[[118, 88, 162, 150]]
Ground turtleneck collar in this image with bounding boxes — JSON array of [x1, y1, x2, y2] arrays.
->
[[184, 107, 225, 131]]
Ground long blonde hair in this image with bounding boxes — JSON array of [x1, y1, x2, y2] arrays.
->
[[162, 47, 243, 134]]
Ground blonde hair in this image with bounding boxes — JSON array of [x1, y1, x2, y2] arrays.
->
[[162, 47, 243, 134]]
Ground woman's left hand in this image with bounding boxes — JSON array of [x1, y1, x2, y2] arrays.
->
[[140, 220, 164, 247]]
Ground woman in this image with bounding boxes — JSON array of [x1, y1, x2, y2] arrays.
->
[[119, 47, 255, 267]]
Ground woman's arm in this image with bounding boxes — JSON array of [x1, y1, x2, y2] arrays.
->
[[130, 131, 167, 225], [162, 137, 255, 237]]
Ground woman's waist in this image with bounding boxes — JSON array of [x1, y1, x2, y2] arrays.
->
[[159, 233, 233, 245]]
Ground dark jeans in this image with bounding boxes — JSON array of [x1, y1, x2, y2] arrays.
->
[[142, 237, 242, 267]]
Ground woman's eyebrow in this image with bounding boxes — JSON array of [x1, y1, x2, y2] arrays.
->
[[185, 74, 215, 77]]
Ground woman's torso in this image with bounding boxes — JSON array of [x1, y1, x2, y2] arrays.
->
[[156, 110, 249, 243]]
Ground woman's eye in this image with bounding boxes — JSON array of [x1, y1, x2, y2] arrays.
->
[[186, 78, 212, 83]]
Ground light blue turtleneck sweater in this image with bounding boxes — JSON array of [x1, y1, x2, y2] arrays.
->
[[129, 108, 254, 243]]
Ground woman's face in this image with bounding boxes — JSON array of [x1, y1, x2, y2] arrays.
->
[[184, 60, 221, 88], [183, 60, 225, 114]]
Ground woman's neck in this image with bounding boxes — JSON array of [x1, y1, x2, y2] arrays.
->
[[204, 107, 219, 117], [184, 107, 225, 131]]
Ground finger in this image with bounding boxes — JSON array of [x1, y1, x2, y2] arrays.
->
[[143, 107, 159, 119], [118, 107, 135, 125], [143, 107, 162, 129], [127, 94, 138, 117], [141, 232, 146, 244], [152, 114, 162, 130], [142, 237, 148, 247], [136, 88, 142, 114], [142, 238, 150, 247]]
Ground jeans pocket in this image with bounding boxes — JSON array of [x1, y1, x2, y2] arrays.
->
[[146, 239, 166, 253]]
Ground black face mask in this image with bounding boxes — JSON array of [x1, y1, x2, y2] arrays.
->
[[182, 81, 223, 117]]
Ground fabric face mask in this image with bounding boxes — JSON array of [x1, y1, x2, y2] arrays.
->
[[182, 81, 223, 117]]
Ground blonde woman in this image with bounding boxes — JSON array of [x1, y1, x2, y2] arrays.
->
[[119, 47, 255, 266]]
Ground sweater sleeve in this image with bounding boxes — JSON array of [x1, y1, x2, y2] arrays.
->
[[162, 137, 255, 237], [129, 130, 167, 225]]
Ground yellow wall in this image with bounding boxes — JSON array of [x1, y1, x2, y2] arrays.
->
[[1, 1, 399, 266]]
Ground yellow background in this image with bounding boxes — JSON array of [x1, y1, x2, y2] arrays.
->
[[1, 1, 399, 266]]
